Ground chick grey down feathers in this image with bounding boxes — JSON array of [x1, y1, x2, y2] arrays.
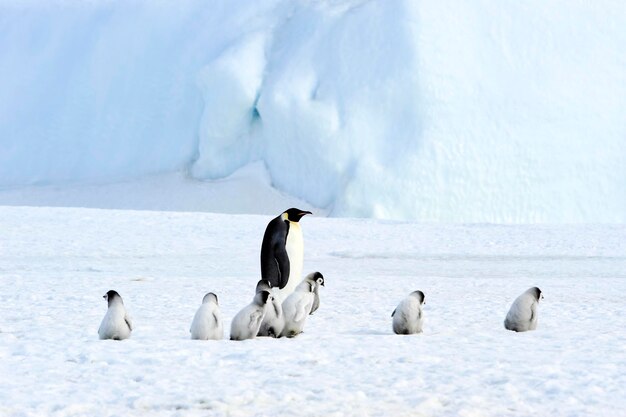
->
[[281, 279, 315, 338], [304, 271, 325, 315], [256, 280, 285, 338], [391, 290, 425, 335], [190, 292, 223, 340], [504, 287, 543, 332], [98, 290, 132, 340], [230, 290, 271, 341]]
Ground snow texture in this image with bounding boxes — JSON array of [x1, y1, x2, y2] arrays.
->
[[1, 0, 625, 222], [0, 161, 319, 215], [1, 206, 625, 416]]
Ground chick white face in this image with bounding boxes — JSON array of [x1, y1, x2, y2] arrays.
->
[[316, 277, 325, 287], [103, 293, 108, 302]]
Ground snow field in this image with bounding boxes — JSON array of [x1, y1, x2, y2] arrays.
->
[[0, 162, 319, 215], [1, 206, 625, 416]]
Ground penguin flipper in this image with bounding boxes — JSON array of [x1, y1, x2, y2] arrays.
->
[[294, 298, 311, 322], [249, 310, 263, 332], [125, 314, 133, 331], [261, 252, 290, 289], [310, 295, 320, 315], [529, 302, 538, 329], [273, 300, 282, 318], [274, 246, 290, 289]]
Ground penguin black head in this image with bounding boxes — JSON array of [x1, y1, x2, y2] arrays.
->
[[202, 292, 218, 305], [255, 279, 272, 293], [410, 290, 425, 304], [283, 208, 312, 222], [529, 287, 543, 301], [103, 290, 122, 306]]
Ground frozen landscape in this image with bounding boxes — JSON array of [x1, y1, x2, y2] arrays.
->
[[1, 0, 625, 415], [1, 206, 625, 416], [1, 0, 625, 222]]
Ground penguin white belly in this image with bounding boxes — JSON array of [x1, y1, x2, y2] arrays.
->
[[281, 222, 304, 301]]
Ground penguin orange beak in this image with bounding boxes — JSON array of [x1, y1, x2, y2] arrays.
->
[[301, 210, 312, 216]]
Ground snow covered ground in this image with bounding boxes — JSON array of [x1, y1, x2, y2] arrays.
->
[[0, 162, 318, 215], [1, 206, 624, 416]]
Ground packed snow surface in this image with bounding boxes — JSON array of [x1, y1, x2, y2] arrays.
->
[[0, 162, 319, 215], [1, 0, 625, 222], [1, 206, 625, 416]]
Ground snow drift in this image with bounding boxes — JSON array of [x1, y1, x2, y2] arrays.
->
[[1, 0, 625, 222]]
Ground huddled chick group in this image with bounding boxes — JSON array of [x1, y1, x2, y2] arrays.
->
[[97, 271, 325, 342]]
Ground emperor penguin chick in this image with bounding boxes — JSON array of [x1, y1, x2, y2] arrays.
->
[[190, 292, 223, 340], [281, 280, 315, 338], [304, 271, 325, 315], [230, 290, 271, 341], [98, 290, 133, 340], [504, 287, 543, 332], [256, 280, 285, 338], [391, 291, 425, 335]]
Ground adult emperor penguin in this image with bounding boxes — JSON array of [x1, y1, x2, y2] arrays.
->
[[190, 292, 223, 340], [281, 279, 315, 338], [504, 287, 543, 332], [256, 280, 285, 338], [391, 290, 425, 335], [230, 290, 271, 341], [98, 290, 133, 340], [303, 271, 325, 315], [260, 208, 312, 302]]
